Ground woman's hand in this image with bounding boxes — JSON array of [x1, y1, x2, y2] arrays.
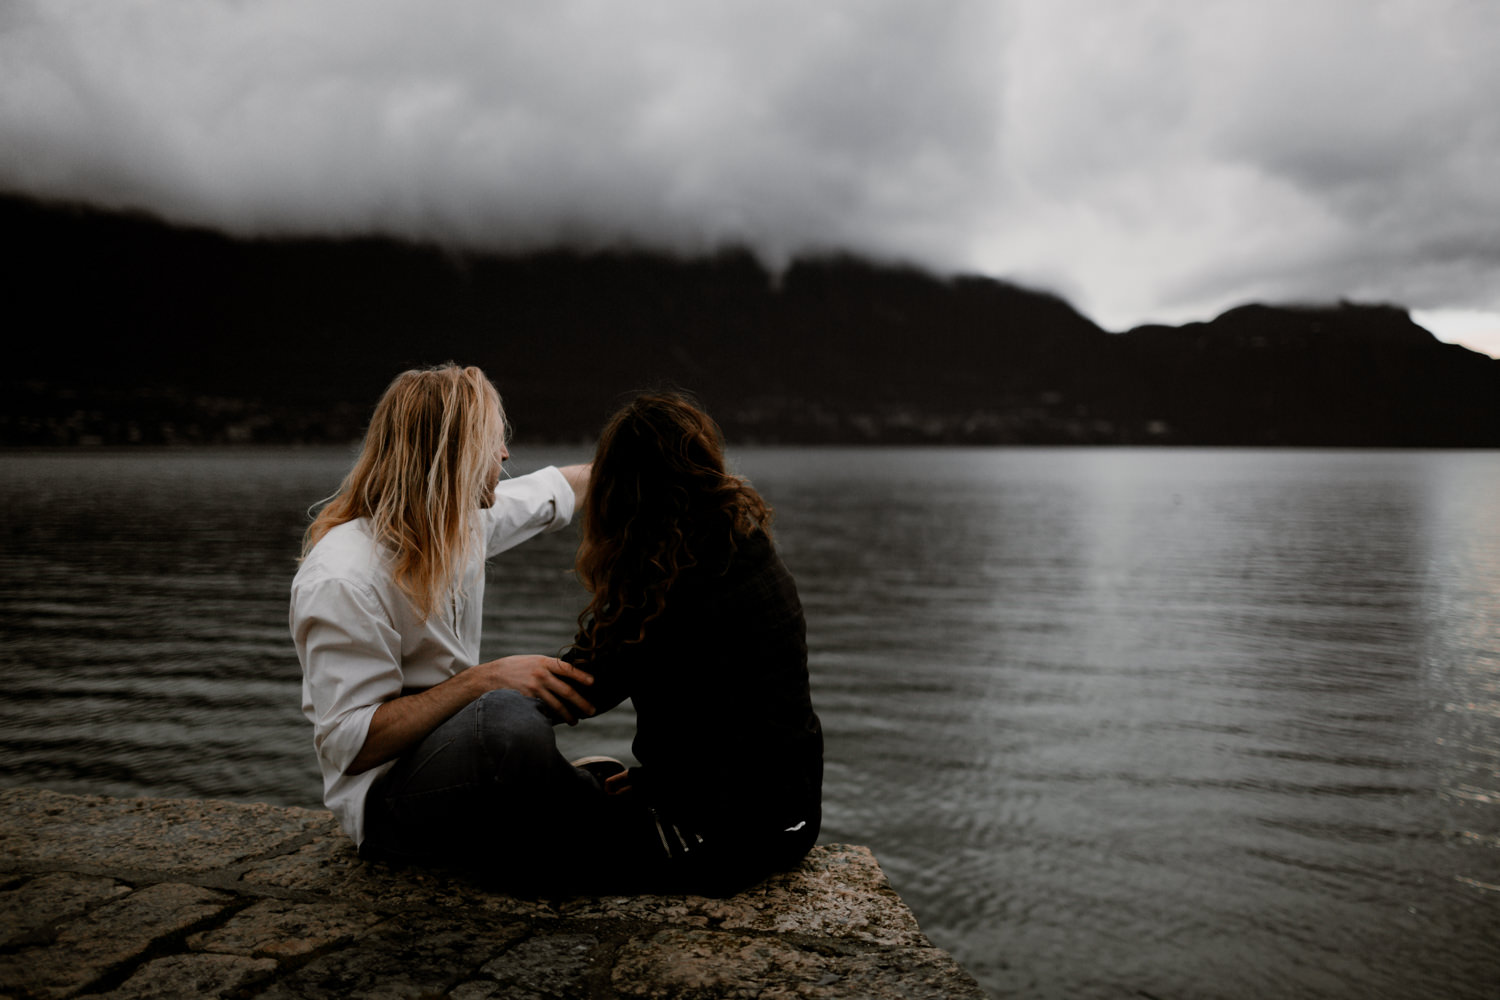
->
[[472, 654, 597, 724]]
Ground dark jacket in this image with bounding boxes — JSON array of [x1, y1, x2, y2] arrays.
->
[[567, 529, 823, 836]]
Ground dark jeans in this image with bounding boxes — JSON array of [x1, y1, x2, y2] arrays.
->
[[360, 689, 601, 879], [361, 688, 819, 896]]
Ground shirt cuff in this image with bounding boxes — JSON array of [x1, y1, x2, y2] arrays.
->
[[536, 465, 576, 529], [319, 700, 383, 774]]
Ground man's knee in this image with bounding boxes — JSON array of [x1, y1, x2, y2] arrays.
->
[[472, 688, 557, 774]]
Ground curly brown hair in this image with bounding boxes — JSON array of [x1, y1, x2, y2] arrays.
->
[[572, 391, 771, 662]]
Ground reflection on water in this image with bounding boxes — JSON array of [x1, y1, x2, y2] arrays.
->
[[2, 446, 1498, 999]]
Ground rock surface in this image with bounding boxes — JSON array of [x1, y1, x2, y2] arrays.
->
[[0, 788, 989, 999]]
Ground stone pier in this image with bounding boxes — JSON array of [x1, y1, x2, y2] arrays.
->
[[0, 788, 988, 998]]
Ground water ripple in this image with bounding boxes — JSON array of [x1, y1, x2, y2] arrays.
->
[[5, 447, 1500, 1000]]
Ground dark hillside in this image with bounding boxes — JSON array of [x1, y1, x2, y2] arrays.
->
[[4, 195, 1496, 446]]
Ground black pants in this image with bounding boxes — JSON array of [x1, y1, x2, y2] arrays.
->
[[578, 788, 821, 897], [360, 689, 819, 896]]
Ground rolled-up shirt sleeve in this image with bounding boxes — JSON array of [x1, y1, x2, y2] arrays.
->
[[484, 465, 576, 557], [293, 577, 404, 775]]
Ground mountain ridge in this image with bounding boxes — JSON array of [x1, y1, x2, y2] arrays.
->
[[4, 194, 1496, 447]]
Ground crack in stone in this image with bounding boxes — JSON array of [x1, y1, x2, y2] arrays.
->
[[69, 894, 260, 999], [1, 790, 991, 1000]]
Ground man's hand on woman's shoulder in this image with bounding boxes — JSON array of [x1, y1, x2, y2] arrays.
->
[[471, 654, 596, 725]]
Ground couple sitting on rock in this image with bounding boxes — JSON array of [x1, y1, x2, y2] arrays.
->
[[290, 364, 823, 897]]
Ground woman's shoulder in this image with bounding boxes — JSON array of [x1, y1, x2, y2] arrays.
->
[[688, 526, 771, 576], [705, 529, 798, 603], [732, 527, 780, 569]]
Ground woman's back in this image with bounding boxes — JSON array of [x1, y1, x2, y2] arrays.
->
[[566, 391, 824, 892], [602, 528, 822, 831]]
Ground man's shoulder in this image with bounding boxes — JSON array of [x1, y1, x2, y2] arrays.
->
[[294, 520, 386, 589], [290, 521, 405, 631]]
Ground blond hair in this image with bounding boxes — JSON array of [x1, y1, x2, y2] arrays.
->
[[302, 363, 506, 621]]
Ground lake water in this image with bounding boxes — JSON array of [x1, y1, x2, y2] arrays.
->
[[2, 446, 1498, 998]]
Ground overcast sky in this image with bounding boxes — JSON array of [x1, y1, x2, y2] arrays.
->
[[3, 0, 1498, 356]]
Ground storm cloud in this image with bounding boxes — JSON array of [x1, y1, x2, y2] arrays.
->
[[3, 0, 1497, 352]]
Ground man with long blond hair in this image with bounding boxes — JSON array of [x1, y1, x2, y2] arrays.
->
[[291, 363, 597, 866]]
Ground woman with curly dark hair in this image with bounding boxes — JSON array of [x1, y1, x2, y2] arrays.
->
[[564, 391, 824, 895]]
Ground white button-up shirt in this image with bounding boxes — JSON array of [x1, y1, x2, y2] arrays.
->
[[290, 467, 575, 844]]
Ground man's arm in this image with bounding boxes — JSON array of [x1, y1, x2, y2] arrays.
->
[[484, 464, 591, 559], [347, 654, 597, 775], [558, 463, 590, 507]]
